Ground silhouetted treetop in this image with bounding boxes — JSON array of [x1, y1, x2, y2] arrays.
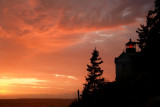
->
[[137, 0, 160, 54], [82, 48, 104, 100]]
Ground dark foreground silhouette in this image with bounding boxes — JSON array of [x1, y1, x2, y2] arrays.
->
[[70, 0, 160, 106], [70, 79, 160, 107], [0, 99, 74, 107]]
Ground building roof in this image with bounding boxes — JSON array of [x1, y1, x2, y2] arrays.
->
[[125, 39, 136, 46], [115, 52, 141, 63]]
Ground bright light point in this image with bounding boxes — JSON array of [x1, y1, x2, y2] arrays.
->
[[129, 45, 133, 48]]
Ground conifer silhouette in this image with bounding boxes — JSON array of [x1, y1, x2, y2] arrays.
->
[[137, 0, 160, 53], [82, 48, 104, 100], [136, 0, 160, 73]]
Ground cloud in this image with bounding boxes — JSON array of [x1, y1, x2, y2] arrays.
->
[[0, 0, 153, 58], [0, 77, 47, 87], [53, 74, 78, 80], [91, 39, 104, 43], [0, 90, 9, 94], [0, 0, 154, 33], [37, 0, 153, 30], [22, 86, 50, 89]]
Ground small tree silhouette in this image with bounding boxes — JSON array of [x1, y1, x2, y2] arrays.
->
[[81, 48, 104, 100]]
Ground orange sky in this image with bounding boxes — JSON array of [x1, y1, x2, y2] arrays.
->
[[0, 0, 154, 98]]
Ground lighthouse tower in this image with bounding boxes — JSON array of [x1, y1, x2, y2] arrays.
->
[[115, 39, 140, 82]]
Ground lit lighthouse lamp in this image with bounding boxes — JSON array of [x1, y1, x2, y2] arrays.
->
[[129, 44, 133, 48], [125, 39, 136, 53]]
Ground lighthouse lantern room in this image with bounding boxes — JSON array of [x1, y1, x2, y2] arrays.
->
[[125, 39, 136, 53]]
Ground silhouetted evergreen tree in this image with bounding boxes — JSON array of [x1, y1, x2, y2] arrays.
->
[[136, 0, 160, 102], [81, 48, 104, 100], [136, 0, 160, 73], [137, 0, 160, 52]]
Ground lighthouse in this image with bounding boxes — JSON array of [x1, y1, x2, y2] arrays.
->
[[115, 39, 140, 82]]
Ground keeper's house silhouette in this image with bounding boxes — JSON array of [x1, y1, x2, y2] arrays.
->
[[115, 39, 141, 82]]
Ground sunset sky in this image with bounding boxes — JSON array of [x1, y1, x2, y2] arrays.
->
[[0, 0, 154, 98]]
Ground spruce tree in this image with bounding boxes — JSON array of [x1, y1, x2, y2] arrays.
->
[[136, 0, 160, 72], [82, 48, 104, 99], [136, 0, 160, 54]]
